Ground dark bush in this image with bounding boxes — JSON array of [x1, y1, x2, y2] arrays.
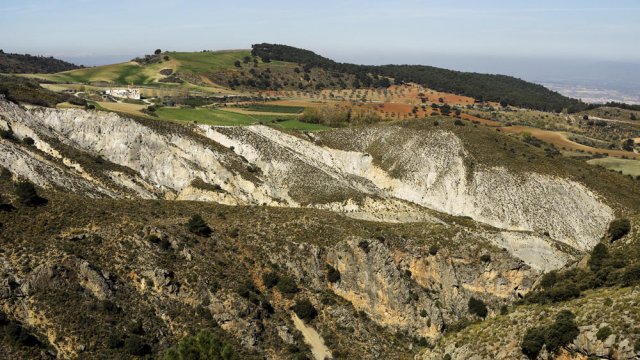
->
[[428, 244, 439, 256], [276, 276, 299, 297], [159, 238, 172, 250], [480, 254, 491, 262], [15, 180, 47, 206], [229, 227, 239, 238], [596, 326, 612, 341], [358, 240, 370, 253], [124, 336, 151, 356], [5, 322, 40, 347], [521, 326, 545, 359], [540, 271, 557, 288], [163, 330, 233, 360], [454, 119, 465, 126], [608, 219, 631, 241], [147, 235, 161, 244], [107, 334, 124, 349], [545, 282, 581, 302], [262, 272, 279, 288], [468, 297, 488, 318], [326, 265, 341, 283], [588, 243, 609, 271], [292, 299, 317, 322], [621, 264, 640, 286], [187, 214, 212, 236], [22, 137, 35, 146], [0, 127, 15, 140], [545, 310, 579, 353]]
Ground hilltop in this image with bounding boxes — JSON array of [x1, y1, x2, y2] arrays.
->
[[25, 44, 585, 112], [0, 51, 80, 74]]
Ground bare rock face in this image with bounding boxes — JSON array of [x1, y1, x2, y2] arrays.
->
[[327, 238, 443, 338]]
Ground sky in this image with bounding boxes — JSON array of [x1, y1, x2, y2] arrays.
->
[[1, 0, 640, 90]]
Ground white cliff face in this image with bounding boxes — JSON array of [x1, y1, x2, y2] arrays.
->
[[0, 99, 615, 268]]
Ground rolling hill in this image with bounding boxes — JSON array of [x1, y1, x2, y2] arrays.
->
[[251, 43, 587, 112], [24, 44, 587, 112], [0, 51, 80, 74]]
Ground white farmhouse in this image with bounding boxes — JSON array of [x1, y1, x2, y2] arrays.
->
[[105, 86, 141, 100]]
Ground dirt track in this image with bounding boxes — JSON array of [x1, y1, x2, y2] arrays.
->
[[500, 126, 640, 159]]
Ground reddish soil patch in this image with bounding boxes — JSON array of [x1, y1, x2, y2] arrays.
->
[[500, 126, 640, 159]]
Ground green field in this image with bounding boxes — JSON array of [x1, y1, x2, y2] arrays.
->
[[155, 107, 327, 131], [587, 157, 640, 177], [242, 103, 305, 114]]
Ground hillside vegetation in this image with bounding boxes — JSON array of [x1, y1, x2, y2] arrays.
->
[[251, 43, 587, 112], [0, 50, 80, 74]]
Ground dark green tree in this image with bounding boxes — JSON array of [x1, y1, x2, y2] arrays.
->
[[468, 297, 488, 318]]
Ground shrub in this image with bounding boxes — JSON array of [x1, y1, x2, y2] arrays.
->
[[124, 336, 152, 356], [428, 244, 439, 256], [521, 326, 546, 359], [588, 243, 609, 271], [540, 271, 557, 288], [326, 265, 341, 283], [500, 305, 508, 315], [0, 128, 15, 140], [358, 240, 370, 253], [15, 180, 47, 206], [22, 137, 35, 146], [262, 272, 279, 288], [420, 309, 428, 318], [480, 254, 491, 262], [621, 264, 640, 286], [107, 334, 124, 349], [147, 235, 161, 244], [276, 276, 299, 297], [545, 310, 579, 353], [159, 238, 172, 250], [454, 119, 465, 126], [521, 311, 579, 358], [187, 214, 212, 236], [292, 299, 317, 322], [545, 282, 580, 302], [596, 326, 612, 341], [163, 330, 233, 360], [229, 227, 239, 238], [607, 219, 631, 241], [5, 322, 40, 347], [468, 297, 488, 318]]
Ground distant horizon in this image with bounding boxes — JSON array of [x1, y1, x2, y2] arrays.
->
[[3, 0, 639, 103], [5, 45, 638, 104]]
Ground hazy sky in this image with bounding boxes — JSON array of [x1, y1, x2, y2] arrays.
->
[[1, 0, 639, 64]]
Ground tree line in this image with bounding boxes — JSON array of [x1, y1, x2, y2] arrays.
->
[[0, 50, 81, 74], [251, 43, 587, 112]]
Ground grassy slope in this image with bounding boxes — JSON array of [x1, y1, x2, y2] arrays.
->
[[29, 50, 255, 85], [31, 50, 293, 84], [155, 107, 327, 130], [588, 157, 640, 177]]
